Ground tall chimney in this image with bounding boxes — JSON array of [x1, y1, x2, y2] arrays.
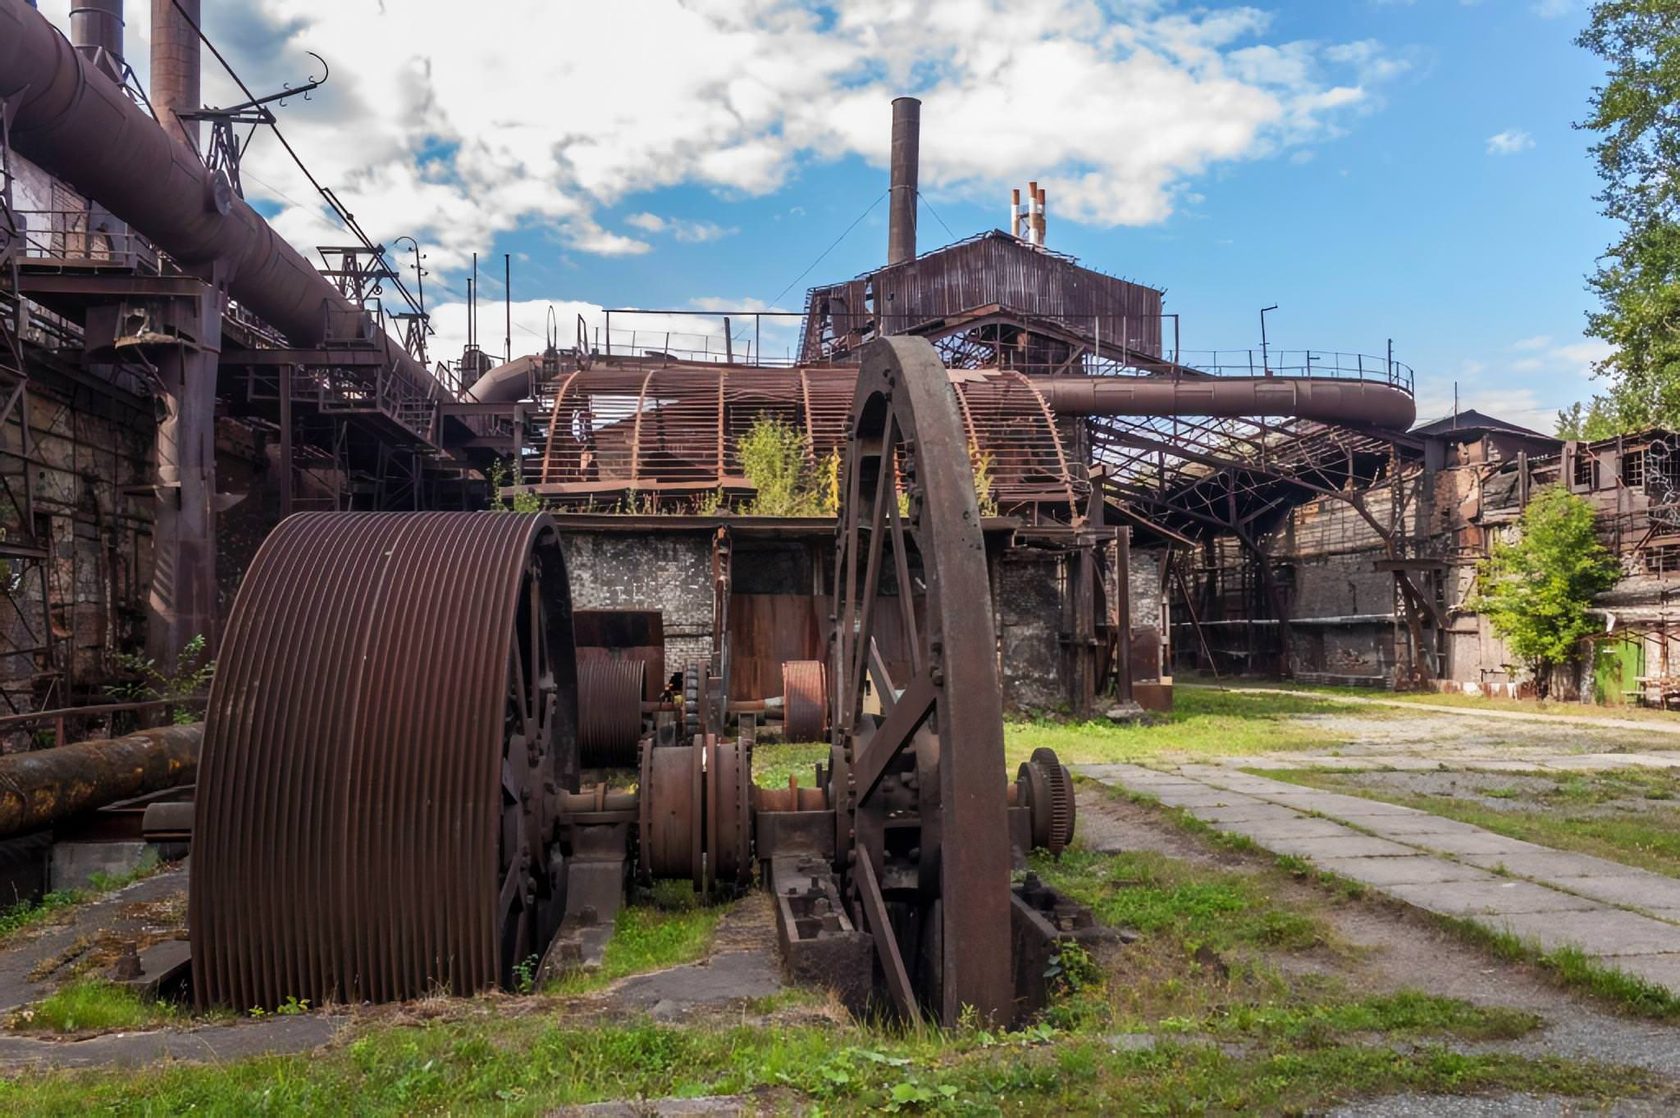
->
[[151, 0, 201, 152], [70, 0, 124, 80], [1036, 185, 1047, 246], [1010, 188, 1021, 239], [887, 96, 920, 266]]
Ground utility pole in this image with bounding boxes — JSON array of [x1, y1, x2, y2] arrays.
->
[[1260, 305, 1278, 376]]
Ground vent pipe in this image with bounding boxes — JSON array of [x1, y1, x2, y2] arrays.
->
[[69, 0, 123, 80], [1010, 187, 1021, 239], [888, 96, 920, 266], [1036, 185, 1047, 246], [151, 0, 200, 152]]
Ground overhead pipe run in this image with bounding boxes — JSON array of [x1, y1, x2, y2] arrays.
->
[[0, 0, 443, 399], [0, 724, 201, 839], [1027, 373, 1417, 431]]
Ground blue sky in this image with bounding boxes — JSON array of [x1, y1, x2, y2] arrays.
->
[[41, 0, 1615, 430]]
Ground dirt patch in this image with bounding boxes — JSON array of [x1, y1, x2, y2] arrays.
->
[[1296, 714, 1636, 758], [1313, 768, 1680, 819]]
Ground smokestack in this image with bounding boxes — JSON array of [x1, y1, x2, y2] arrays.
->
[[888, 96, 920, 266], [70, 0, 123, 79], [1010, 188, 1021, 239], [151, 0, 201, 152], [1036, 185, 1047, 246], [1026, 182, 1038, 245]]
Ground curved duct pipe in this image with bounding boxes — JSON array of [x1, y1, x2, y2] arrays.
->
[[472, 353, 1415, 432], [0, 0, 444, 400], [1027, 374, 1416, 431]]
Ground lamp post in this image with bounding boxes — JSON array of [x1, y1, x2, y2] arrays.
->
[[1260, 304, 1278, 376]]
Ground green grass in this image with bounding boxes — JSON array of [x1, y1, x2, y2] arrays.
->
[[0, 1013, 1637, 1116], [1005, 686, 1378, 769], [752, 740, 828, 790], [546, 884, 722, 996], [1030, 847, 1330, 955], [1238, 679, 1680, 724], [1174, 989, 1541, 1044], [13, 978, 178, 1034], [1263, 766, 1680, 879]]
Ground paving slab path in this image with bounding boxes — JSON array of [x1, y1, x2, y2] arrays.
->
[[1077, 762, 1680, 994]]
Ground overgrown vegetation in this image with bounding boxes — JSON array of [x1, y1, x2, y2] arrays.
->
[[547, 882, 722, 996], [486, 459, 544, 513], [1560, 1, 1680, 432], [105, 633, 214, 724], [738, 414, 828, 516], [12, 979, 177, 1034], [1264, 765, 1680, 879], [0, 854, 162, 947], [1469, 487, 1621, 696]]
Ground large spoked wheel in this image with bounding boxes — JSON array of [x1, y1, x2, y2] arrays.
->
[[190, 512, 579, 1009], [829, 337, 1013, 1026]]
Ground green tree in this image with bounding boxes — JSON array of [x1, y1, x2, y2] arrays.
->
[[1575, 2, 1680, 429], [1554, 397, 1625, 439], [1470, 487, 1622, 696]]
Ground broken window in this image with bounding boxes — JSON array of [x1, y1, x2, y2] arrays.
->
[[1623, 448, 1646, 488], [1574, 450, 1597, 488]]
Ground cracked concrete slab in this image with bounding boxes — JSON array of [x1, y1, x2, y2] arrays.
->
[[1383, 879, 1601, 917], [1491, 910, 1680, 956], [1312, 855, 1500, 887]]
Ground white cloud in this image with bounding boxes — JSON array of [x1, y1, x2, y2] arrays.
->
[[39, 1, 1404, 276], [1414, 335, 1617, 434], [1486, 129, 1534, 156], [624, 213, 738, 243]]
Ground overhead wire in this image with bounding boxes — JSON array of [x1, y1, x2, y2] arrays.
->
[[766, 190, 888, 309]]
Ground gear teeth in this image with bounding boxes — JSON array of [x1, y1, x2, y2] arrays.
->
[[1031, 748, 1075, 856]]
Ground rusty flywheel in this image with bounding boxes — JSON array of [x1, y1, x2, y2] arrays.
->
[[828, 336, 1014, 1026], [188, 512, 579, 1008]]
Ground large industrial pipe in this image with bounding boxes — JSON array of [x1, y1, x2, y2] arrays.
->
[[1028, 374, 1417, 430], [68, 0, 123, 78], [0, 0, 442, 398], [150, 0, 199, 152], [0, 724, 201, 838], [888, 96, 920, 266]]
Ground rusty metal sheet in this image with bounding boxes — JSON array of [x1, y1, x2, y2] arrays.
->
[[574, 610, 665, 702], [781, 660, 827, 744], [727, 594, 824, 701]]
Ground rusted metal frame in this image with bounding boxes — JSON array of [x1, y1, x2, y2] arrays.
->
[[716, 367, 726, 487], [628, 366, 655, 491], [844, 411, 897, 741], [854, 853, 919, 1022], [852, 672, 934, 805], [1014, 372, 1080, 519], [539, 371, 582, 484], [0, 696, 206, 732]]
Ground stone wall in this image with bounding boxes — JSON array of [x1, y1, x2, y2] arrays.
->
[[996, 549, 1065, 712], [558, 529, 716, 675]]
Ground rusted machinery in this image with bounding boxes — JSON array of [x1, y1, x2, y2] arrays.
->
[[189, 337, 1082, 1023]]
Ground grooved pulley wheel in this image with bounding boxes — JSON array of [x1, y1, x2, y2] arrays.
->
[[188, 512, 579, 1009]]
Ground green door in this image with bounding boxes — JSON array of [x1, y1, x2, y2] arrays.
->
[[1594, 638, 1646, 704]]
